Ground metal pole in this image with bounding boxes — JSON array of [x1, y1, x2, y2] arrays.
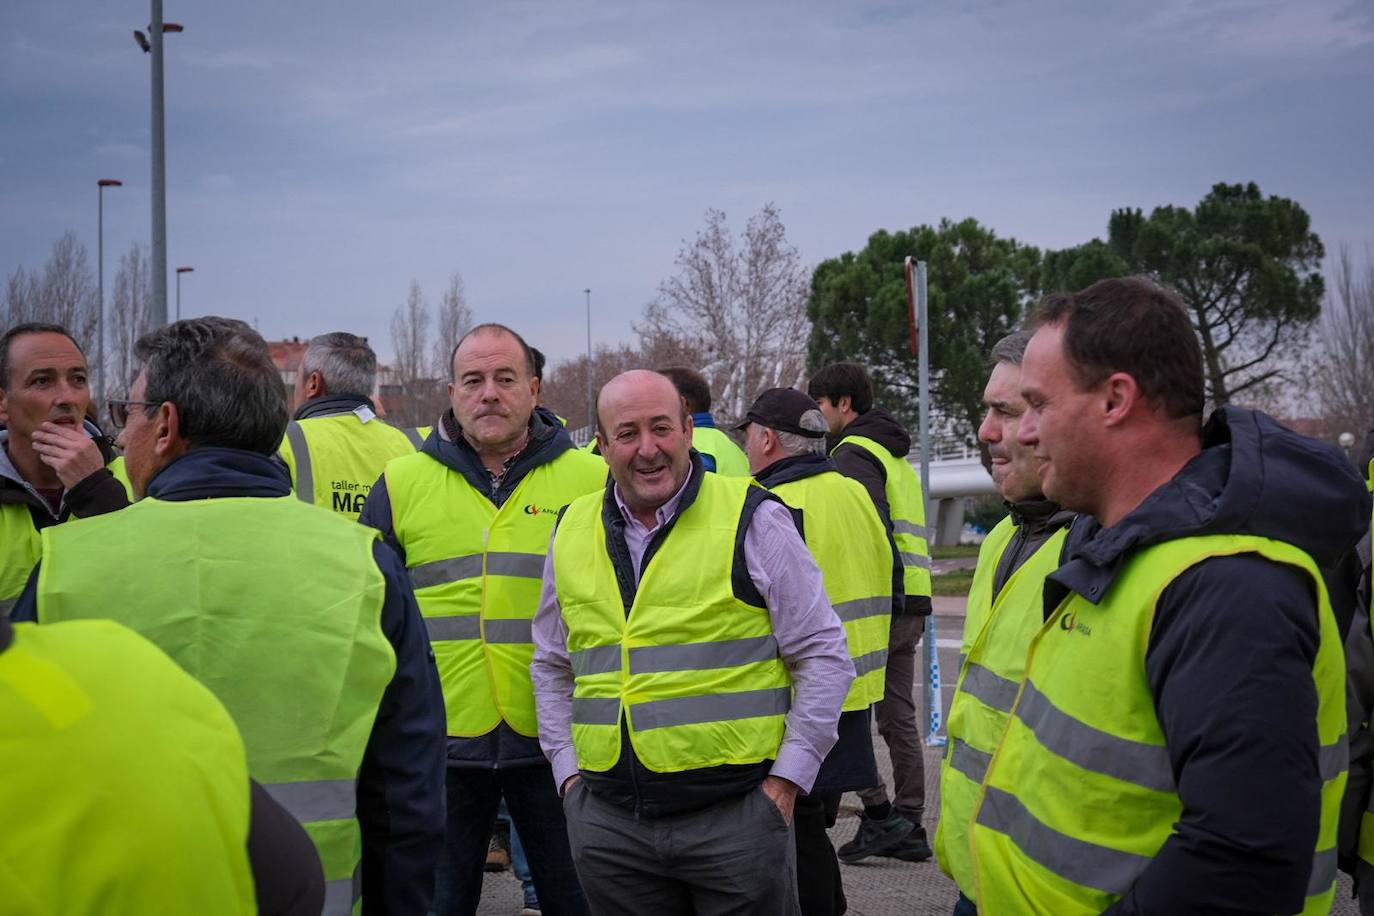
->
[[150, 0, 168, 327], [584, 288, 593, 434], [176, 270, 181, 321], [917, 260, 943, 746], [97, 185, 105, 414]]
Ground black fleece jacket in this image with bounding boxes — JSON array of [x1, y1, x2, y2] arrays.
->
[[359, 406, 580, 769], [826, 407, 929, 615], [1050, 408, 1369, 916], [0, 421, 129, 528], [13, 448, 447, 915]]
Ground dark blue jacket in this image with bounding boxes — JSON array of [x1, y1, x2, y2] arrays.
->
[[1050, 408, 1369, 916], [360, 406, 578, 769], [14, 447, 447, 916]]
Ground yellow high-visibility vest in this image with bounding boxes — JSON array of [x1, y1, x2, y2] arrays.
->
[[934, 515, 1067, 898], [279, 409, 427, 519], [384, 447, 606, 738], [692, 426, 750, 476], [0, 618, 256, 914], [1, 457, 128, 616], [970, 535, 1346, 915], [553, 472, 792, 773], [38, 496, 396, 915], [769, 468, 891, 710], [835, 434, 932, 599]]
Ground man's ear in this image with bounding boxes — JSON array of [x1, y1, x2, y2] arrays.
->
[[305, 371, 325, 399], [153, 401, 183, 457], [1101, 372, 1141, 428], [837, 395, 852, 414]]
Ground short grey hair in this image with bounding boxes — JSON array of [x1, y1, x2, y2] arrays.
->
[[773, 428, 826, 457], [990, 329, 1033, 366], [302, 332, 376, 398], [134, 317, 287, 454]]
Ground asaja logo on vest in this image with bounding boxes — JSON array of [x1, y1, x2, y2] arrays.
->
[[523, 504, 560, 517], [1058, 609, 1093, 637]]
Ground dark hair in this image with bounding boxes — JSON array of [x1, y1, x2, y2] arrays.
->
[[658, 367, 712, 413], [1, 322, 83, 388], [530, 347, 547, 382], [990, 329, 1032, 367], [134, 317, 288, 454], [450, 323, 535, 380], [1029, 276, 1204, 420], [806, 362, 874, 415], [302, 331, 376, 398]]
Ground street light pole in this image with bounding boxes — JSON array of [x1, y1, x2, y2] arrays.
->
[[584, 288, 593, 435], [149, 0, 168, 326], [175, 266, 194, 320], [97, 179, 123, 415], [135, 4, 183, 327]]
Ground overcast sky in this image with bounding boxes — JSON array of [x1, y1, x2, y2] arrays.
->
[[3, 0, 1371, 367]]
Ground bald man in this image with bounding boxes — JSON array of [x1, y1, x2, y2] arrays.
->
[[531, 370, 854, 915], [361, 323, 605, 916]]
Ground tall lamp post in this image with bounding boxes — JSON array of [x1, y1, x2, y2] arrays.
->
[[97, 178, 124, 413], [175, 266, 194, 320], [133, 6, 184, 327], [584, 288, 593, 435]]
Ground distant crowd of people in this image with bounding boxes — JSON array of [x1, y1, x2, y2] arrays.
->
[[2, 273, 1373, 916]]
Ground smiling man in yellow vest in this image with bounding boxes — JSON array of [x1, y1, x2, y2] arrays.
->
[[808, 361, 933, 863], [969, 278, 1367, 914], [740, 386, 895, 916], [16, 317, 447, 915], [531, 370, 853, 915], [933, 329, 1074, 916], [361, 323, 606, 916], [279, 331, 428, 519]]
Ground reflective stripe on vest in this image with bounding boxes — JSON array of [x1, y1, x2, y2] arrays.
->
[[770, 470, 893, 710], [0, 619, 256, 914], [385, 446, 606, 738], [36, 496, 395, 899], [553, 473, 792, 773], [835, 434, 932, 596], [279, 413, 425, 518], [935, 519, 1067, 898], [970, 535, 1347, 915]]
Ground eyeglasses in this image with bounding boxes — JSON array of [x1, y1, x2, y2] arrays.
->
[[107, 399, 160, 430]]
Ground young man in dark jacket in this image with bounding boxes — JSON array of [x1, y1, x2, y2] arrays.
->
[[808, 361, 932, 862]]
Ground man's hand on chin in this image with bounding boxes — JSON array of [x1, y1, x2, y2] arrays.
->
[[31, 421, 104, 489]]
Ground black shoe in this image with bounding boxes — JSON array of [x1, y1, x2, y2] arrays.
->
[[837, 813, 915, 863], [882, 825, 932, 862]]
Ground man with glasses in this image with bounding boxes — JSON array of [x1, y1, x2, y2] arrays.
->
[[0, 322, 128, 617], [12, 317, 447, 915]]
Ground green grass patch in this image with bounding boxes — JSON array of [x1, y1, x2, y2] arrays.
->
[[932, 544, 980, 559], [930, 569, 975, 597]]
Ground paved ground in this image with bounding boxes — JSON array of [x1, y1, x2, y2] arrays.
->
[[473, 601, 1359, 914]]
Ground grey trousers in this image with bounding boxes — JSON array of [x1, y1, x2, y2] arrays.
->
[[857, 614, 927, 819], [563, 780, 801, 916]]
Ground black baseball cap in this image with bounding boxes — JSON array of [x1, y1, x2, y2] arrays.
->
[[736, 388, 828, 438]]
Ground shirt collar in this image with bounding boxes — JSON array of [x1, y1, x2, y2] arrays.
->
[[613, 462, 695, 533]]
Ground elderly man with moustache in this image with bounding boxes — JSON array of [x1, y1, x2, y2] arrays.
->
[[933, 329, 1074, 916], [531, 370, 854, 915]]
